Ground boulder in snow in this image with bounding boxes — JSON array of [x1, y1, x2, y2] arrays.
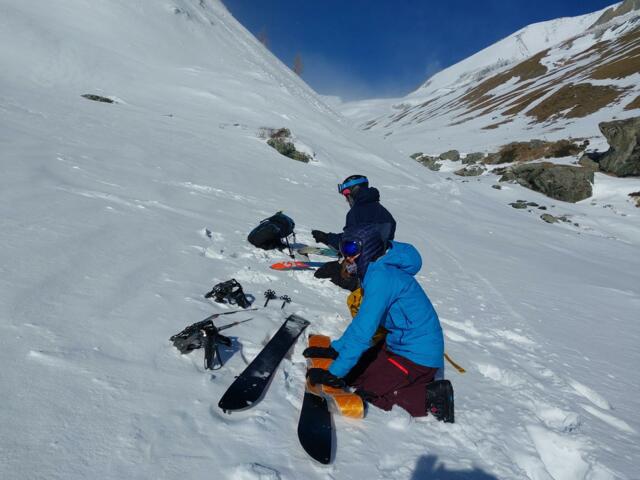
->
[[439, 150, 460, 161], [454, 165, 486, 176], [499, 162, 594, 202], [597, 116, 640, 177]]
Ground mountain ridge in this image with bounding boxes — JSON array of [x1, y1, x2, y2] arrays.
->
[[340, 1, 640, 154]]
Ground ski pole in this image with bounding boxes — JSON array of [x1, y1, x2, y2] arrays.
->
[[280, 295, 291, 309], [203, 307, 259, 322], [444, 352, 466, 374], [264, 290, 277, 307], [217, 317, 256, 332]]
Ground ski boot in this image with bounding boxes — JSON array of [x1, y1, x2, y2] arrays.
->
[[426, 379, 454, 423]]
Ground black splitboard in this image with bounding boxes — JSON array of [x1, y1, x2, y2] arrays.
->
[[297, 391, 333, 464], [218, 314, 310, 412]]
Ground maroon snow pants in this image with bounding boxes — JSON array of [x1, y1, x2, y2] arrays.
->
[[345, 342, 438, 417]]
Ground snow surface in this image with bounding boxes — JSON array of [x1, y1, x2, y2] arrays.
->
[[1, 1, 639, 479]]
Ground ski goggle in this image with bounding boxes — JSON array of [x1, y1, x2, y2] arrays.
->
[[340, 239, 362, 258], [337, 177, 368, 195]]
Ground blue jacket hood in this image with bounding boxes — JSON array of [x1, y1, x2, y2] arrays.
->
[[376, 241, 422, 277]]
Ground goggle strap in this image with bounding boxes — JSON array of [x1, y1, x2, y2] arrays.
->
[[338, 177, 368, 193]]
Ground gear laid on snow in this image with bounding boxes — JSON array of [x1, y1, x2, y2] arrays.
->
[[218, 314, 310, 412], [280, 295, 292, 309], [263, 289, 277, 307], [247, 211, 296, 257], [298, 334, 364, 464], [170, 309, 257, 370], [204, 279, 251, 308]]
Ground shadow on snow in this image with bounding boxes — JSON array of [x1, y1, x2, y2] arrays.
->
[[411, 455, 499, 480]]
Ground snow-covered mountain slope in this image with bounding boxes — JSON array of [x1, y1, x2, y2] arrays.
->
[[1, 1, 639, 479], [341, 1, 640, 155]]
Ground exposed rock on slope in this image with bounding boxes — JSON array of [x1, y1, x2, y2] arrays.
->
[[597, 116, 640, 176], [498, 163, 594, 202]]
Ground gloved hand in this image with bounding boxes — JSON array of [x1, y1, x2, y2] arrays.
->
[[311, 230, 329, 245], [306, 368, 346, 388], [302, 346, 339, 359]]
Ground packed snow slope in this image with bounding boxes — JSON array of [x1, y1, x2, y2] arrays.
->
[[1, 1, 639, 479], [341, 1, 640, 155]]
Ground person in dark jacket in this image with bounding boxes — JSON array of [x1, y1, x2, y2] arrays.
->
[[304, 224, 454, 421], [311, 175, 396, 291]]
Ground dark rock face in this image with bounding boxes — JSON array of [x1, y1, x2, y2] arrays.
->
[[591, 0, 640, 28], [484, 139, 585, 164], [263, 127, 312, 163], [413, 155, 442, 171], [82, 94, 114, 103], [454, 165, 486, 176], [510, 201, 528, 209], [499, 162, 594, 202], [463, 152, 485, 164], [578, 154, 600, 171], [597, 117, 640, 177], [439, 150, 460, 161], [541, 213, 560, 223]]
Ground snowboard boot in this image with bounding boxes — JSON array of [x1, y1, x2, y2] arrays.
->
[[425, 379, 454, 423]]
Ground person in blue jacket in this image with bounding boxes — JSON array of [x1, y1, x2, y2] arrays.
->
[[304, 224, 454, 421], [311, 175, 396, 291]]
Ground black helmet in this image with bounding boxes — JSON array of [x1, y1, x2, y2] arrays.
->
[[337, 175, 368, 198]]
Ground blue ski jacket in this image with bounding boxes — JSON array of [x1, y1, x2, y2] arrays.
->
[[326, 187, 396, 251], [329, 241, 444, 378]]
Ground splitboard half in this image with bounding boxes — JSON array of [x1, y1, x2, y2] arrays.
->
[[298, 334, 364, 464], [296, 246, 340, 258], [218, 314, 310, 412], [270, 261, 327, 271]]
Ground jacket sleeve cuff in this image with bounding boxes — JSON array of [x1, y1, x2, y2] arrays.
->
[[328, 360, 349, 378]]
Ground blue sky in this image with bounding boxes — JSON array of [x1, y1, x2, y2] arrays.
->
[[222, 0, 618, 101]]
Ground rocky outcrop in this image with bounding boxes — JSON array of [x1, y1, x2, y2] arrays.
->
[[591, 0, 640, 28], [578, 154, 600, 171], [541, 213, 560, 223], [263, 127, 312, 163], [597, 117, 640, 176], [463, 152, 485, 164], [499, 162, 594, 202], [82, 94, 114, 103], [484, 139, 585, 164], [454, 165, 486, 176], [413, 155, 442, 171], [439, 150, 460, 161], [630, 191, 640, 207]]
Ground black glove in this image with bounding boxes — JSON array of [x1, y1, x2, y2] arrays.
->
[[306, 368, 346, 388], [311, 230, 329, 245], [302, 346, 339, 359]]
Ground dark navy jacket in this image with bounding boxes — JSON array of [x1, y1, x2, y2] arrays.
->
[[326, 187, 396, 251]]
